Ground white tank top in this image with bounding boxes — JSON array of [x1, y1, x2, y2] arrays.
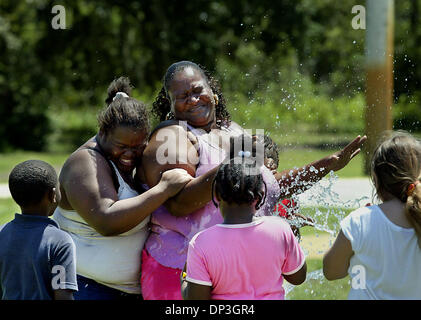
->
[[53, 161, 150, 294]]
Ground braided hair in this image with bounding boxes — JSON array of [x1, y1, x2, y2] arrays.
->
[[98, 76, 149, 136], [212, 135, 266, 209], [212, 159, 266, 210], [151, 61, 231, 127], [253, 134, 279, 169]]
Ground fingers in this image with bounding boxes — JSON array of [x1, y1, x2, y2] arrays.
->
[[349, 148, 361, 159], [344, 135, 367, 154]]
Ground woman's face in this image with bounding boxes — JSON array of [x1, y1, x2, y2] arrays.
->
[[168, 67, 218, 129], [100, 126, 148, 174]]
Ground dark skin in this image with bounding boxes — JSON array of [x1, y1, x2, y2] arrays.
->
[[141, 67, 234, 216], [259, 140, 315, 236], [21, 184, 74, 300], [181, 191, 307, 300], [58, 125, 192, 236], [141, 67, 367, 218]]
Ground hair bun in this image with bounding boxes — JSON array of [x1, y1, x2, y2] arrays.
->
[[105, 77, 132, 105], [112, 91, 129, 101]]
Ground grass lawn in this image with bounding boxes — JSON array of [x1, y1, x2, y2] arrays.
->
[[286, 258, 350, 300], [0, 198, 353, 300], [284, 205, 353, 299], [277, 148, 365, 178], [0, 151, 69, 183], [0, 198, 19, 225], [0, 146, 366, 183]]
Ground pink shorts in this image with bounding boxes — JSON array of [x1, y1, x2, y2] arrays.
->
[[140, 248, 183, 300]]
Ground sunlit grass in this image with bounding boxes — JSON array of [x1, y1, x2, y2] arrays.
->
[[0, 198, 19, 225], [276, 147, 365, 178], [0, 151, 69, 182], [285, 258, 350, 300], [0, 197, 352, 300], [0, 145, 365, 183]]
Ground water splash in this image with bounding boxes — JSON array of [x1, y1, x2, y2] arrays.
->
[[275, 170, 370, 299], [284, 269, 325, 298]]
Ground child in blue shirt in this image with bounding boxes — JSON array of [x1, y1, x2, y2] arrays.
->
[[0, 160, 78, 300]]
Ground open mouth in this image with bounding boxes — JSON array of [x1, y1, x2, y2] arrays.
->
[[119, 158, 135, 167]]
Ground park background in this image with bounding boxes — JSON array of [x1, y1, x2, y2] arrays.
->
[[0, 0, 420, 299]]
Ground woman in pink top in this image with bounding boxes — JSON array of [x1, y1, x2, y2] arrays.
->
[[139, 60, 366, 300], [182, 152, 307, 300]]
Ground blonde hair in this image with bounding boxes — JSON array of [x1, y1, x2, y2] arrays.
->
[[371, 131, 421, 248]]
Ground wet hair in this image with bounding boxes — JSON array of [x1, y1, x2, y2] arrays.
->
[[253, 134, 279, 169], [212, 135, 266, 209], [151, 61, 231, 127], [9, 160, 57, 207], [371, 131, 421, 248], [98, 76, 149, 136]]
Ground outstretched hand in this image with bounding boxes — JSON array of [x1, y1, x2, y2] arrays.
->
[[327, 135, 367, 172]]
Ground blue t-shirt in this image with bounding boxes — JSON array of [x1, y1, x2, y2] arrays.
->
[[0, 213, 78, 300]]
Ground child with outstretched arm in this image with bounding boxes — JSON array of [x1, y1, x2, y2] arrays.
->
[[253, 133, 314, 240], [181, 150, 307, 300]]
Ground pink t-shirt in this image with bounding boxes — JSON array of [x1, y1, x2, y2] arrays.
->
[[186, 216, 305, 300]]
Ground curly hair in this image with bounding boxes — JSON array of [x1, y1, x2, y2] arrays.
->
[[151, 61, 231, 127], [9, 160, 57, 207]]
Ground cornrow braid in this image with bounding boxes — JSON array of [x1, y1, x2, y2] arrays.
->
[[213, 158, 266, 208], [253, 134, 279, 168], [151, 61, 231, 127]]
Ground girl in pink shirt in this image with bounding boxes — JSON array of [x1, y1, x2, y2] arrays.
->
[[182, 152, 307, 300]]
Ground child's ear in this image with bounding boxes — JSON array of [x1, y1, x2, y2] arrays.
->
[[211, 180, 220, 208], [48, 188, 57, 204]]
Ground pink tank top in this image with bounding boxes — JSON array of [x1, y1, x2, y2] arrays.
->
[[145, 123, 281, 269]]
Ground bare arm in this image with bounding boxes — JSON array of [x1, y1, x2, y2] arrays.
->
[[275, 135, 367, 197], [60, 149, 191, 236], [181, 280, 212, 300], [323, 230, 354, 280], [53, 289, 74, 300], [141, 125, 220, 217], [180, 264, 212, 300], [283, 262, 307, 285]]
